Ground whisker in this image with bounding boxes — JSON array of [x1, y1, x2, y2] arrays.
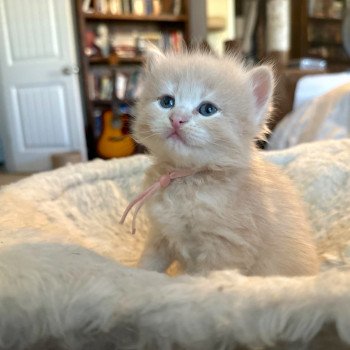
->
[[136, 131, 164, 142]]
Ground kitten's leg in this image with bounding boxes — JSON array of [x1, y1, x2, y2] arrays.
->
[[138, 233, 173, 272]]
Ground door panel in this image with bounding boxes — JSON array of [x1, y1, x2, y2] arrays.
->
[[14, 84, 70, 148], [4, 0, 60, 62]]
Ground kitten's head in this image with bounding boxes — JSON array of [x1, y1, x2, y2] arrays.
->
[[133, 47, 274, 169]]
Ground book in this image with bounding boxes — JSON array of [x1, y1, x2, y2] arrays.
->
[[82, 0, 93, 13], [111, 30, 137, 57], [125, 69, 142, 100], [100, 75, 113, 100], [173, 0, 182, 16], [109, 0, 122, 14], [152, 0, 161, 15], [140, 31, 162, 48], [96, 0, 109, 14], [144, 0, 153, 15], [132, 0, 144, 15], [88, 73, 96, 100], [110, 28, 184, 57], [115, 72, 128, 100], [122, 0, 131, 14], [93, 109, 104, 138]]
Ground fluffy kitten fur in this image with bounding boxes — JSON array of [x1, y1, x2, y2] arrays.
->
[[133, 47, 319, 276]]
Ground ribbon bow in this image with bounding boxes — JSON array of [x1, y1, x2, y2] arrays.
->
[[120, 169, 196, 234]]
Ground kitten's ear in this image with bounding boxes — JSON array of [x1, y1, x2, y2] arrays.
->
[[249, 66, 274, 131], [145, 43, 165, 72]]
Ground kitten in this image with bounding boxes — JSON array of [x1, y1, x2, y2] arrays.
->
[[131, 47, 319, 276]]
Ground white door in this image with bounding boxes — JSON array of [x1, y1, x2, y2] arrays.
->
[[0, 0, 87, 172]]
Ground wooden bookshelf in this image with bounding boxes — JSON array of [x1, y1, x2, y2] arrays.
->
[[291, 0, 350, 69], [92, 99, 113, 106], [92, 97, 136, 105], [75, 0, 190, 159], [84, 13, 188, 22], [88, 55, 145, 64]]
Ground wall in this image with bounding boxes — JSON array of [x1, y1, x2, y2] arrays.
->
[[189, 0, 207, 43], [206, 0, 235, 55], [0, 138, 3, 164]]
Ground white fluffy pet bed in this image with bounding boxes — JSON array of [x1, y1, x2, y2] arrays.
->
[[1, 140, 350, 350]]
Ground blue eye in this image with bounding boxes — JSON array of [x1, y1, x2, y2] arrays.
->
[[159, 95, 175, 109], [198, 102, 218, 116]]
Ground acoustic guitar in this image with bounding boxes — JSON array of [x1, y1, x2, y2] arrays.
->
[[96, 68, 136, 159], [97, 107, 135, 159]]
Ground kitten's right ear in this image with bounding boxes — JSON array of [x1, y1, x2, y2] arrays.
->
[[145, 43, 165, 72], [249, 65, 274, 130]]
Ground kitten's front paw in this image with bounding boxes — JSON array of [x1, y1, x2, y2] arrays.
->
[[138, 254, 170, 273]]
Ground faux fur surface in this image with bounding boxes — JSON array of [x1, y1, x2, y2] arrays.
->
[[0, 139, 350, 349]]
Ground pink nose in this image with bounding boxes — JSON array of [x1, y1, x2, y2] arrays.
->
[[169, 114, 190, 129]]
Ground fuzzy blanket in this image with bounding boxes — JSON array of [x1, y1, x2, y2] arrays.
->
[[0, 139, 350, 350]]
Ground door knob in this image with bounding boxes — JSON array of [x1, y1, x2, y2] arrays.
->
[[62, 65, 80, 75]]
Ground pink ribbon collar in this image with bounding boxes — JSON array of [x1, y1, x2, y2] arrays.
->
[[120, 168, 196, 234]]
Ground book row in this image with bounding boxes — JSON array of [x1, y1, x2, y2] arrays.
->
[[85, 27, 184, 58], [88, 68, 142, 102], [83, 0, 183, 16]]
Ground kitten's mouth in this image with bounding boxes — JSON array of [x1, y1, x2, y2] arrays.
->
[[167, 129, 187, 144]]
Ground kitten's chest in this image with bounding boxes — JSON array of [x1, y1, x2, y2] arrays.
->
[[146, 175, 229, 236]]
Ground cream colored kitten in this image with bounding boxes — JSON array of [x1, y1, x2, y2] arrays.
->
[[132, 48, 319, 276]]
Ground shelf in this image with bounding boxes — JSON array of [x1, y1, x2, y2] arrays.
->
[[88, 55, 144, 65], [84, 13, 187, 22], [88, 56, 110, 64], [92, 99, 112, 106], [92, 99, 136, 106], [308, 41, 343, 47], [308, 16, 342, 23], [324, 57, 350, 64], [306, 53, 350, 64]]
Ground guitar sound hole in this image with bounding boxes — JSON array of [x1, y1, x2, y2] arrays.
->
[[121, 120, 131, 135]]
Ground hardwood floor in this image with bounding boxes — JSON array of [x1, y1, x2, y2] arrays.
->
[[0, 164, 29, 186]]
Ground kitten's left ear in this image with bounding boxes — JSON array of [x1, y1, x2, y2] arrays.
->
[[249, 66, 274, 130], [145, 43, 166, 72]]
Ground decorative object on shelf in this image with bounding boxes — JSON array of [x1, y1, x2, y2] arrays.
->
[[95, 24, 110, 57], [84, 30, 101, 57]]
